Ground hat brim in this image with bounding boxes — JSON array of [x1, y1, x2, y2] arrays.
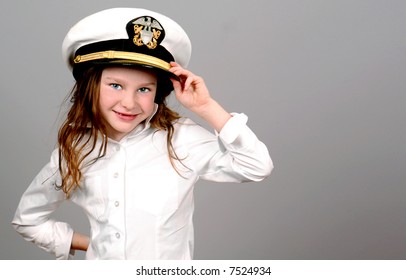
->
[[72, 59, 179, 84], [72, 50, 179, 81]]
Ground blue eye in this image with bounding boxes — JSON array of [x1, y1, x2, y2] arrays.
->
[[110, 83, 122, 90], [138, 87, 151, 94]]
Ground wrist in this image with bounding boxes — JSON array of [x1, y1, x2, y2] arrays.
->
[[189, 98, 216, 116], [71, 232, 90, 251], [192, 99, 232, 132]]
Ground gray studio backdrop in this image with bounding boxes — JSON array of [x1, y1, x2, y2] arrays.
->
[[1, 0, 405, 259]]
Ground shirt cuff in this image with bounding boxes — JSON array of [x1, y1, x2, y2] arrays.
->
[[218, 113, 248, 144], [54, 222, 75, 260], [218, 113, 258, 150]]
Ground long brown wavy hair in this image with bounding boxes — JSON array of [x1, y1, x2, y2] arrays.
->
[[57, 65, 181, 198]]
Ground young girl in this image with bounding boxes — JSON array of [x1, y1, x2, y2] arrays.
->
[[12, 7, 273, 260]]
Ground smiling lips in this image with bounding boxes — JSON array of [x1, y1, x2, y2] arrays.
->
[[114, 110, 138, 121]]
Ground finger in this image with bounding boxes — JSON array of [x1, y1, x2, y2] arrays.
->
[[169, 68, 187, 82], [170, 61, 180, 67], [184, 76, 196, 91], [171, 68, 193, 79], [168, 62, 183, 75], [169, 63, 195, 78], [170, 78, 182, 94]]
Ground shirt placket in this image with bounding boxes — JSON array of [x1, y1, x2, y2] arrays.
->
[[107, 143, 127, 258]]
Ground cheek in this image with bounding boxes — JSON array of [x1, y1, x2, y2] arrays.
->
[[142, 94, 157, 113], [99, 91, 116, 110]]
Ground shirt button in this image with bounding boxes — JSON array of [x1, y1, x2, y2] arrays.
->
[[115, 233, 121, 239], [114, 201, 119, 207], [115, 146, 120, 151], [113, 172, 119, 178]]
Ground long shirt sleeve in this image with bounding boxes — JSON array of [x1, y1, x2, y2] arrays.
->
[[175, 113, 273, 182], [12, 150, 74, 259]]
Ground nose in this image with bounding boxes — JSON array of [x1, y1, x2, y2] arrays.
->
[[120, 91, 138, 111]]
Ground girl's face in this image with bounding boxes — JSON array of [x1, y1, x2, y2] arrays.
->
[[99, 67, 157, 141]]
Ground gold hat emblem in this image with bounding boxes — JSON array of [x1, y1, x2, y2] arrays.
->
[[131, 16, 163, 49]]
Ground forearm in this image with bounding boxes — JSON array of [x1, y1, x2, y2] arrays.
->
[[71, 232, 90, 251], [191, 98, 232, 133]]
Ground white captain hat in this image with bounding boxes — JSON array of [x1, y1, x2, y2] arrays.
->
[[62, 7, 192, 80]]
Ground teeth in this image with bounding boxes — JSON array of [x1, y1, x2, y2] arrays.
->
[[118, 112, 134, 117]]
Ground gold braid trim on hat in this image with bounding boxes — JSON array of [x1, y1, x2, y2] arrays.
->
[[73, 50, 170, 71]]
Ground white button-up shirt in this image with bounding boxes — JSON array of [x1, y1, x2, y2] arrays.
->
[[12, 113, 273, 259]]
